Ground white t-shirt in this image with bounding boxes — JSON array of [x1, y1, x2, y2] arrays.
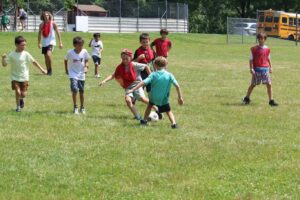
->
[[8, 51, 35, 82], [90, 39, 103, 57], [41, 22, 56, 47], [65, 49, 89, 80]]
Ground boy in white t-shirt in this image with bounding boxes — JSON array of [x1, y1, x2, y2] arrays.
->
[[89, 33, 103, 78], [2, 36, 47, 112], [64, 37, 89, 114]]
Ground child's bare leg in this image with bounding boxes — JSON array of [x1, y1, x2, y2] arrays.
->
[[246, 84, 256, 98], [45, 51, 52, 72], [143, 104, 153, 120], [125, 95, 139, 117], [95, 64, 99, 75], [166, 111, 176, 125], [266, 83, 272, 101], [79, 91, 84, 107], [20, 91, 27, 99], [15, 88, 21, 107], [72, 92, 77, 106]]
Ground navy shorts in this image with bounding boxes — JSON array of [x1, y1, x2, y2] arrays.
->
[[149, 102, 171, 113], [42, 45, 54, 54], [70, 78, 85, 93], [92, 55, 101, 65]]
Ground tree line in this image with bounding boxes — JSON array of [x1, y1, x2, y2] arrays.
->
[[1, 0, 299, 33]]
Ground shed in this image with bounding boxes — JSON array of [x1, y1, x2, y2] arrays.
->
[[68, 4, 108, 24]]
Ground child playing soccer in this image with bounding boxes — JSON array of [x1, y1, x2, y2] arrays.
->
[[38, 11, 63, 75], [127, 56, 184, 129], [99, 49, 161, 120], [150, 29, 172, 58], [133, 33, 155, 92], [64, 36, 89, 114], [89, 33, 103, 78], [1, 12, 10, 32], [1, 36, 47, 112], [243, 32, 278, 106]]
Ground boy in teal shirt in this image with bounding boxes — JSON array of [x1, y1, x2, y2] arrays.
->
[[127, 56, 184, 128], [1, 12, 10, 32]]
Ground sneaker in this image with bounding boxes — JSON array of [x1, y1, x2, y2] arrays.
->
[[156, 111, 163, 120], [134, 115, 142, 120], [80, 107, 86, 114], [269, 99, 279, 106], [73, 107, 79, 115], [19, 98, 24, 108], [242, 96, 250, 105], [16, 106, 21, 112], [171, 124, 178, 129], [47, 68, 52, 76], [140, 119, 148, 126], [94, 74, 101, 78]]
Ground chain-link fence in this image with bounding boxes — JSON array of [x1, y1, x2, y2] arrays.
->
[[227, 17, 257, 44], [0, 0, 188, 33]]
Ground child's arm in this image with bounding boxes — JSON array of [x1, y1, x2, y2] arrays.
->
[[126, 81, 145, 94], [99, 73, 115, 86], [268, 59, 272, 73], [88, 39, 93, 47], [150, 41, 155, 50], [33, 60, 47, 74], [38, 24, 42, 49], [175, 84, 184, 105], [64, 60, 68, 74], [2, 54, 8, 67], [145, 65, 151, 75], [249, 60, 255, 75], [53, 22, 63, 49], [84, 59, 89, 73]]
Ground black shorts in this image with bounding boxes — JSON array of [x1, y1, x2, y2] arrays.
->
[[141, 69, 151, 92], [42, 45, 54, 54], [150, 102, 171, 113], [92, 55, 101, 65], [20, 16, 27, 20]]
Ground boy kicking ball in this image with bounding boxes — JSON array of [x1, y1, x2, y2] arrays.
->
[[127, 56, 184, 129], [243, 32, 278, 106], [2, 36, 47, 112]]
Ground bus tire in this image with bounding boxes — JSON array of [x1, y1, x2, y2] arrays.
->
[[288, 35, 294, 41]]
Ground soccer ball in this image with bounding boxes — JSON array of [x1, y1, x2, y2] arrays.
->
[[148, 111, 159, 122]]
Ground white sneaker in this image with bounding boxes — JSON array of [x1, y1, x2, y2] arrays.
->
[[73, 107, 79, 115], [94, 74, 100, 78], [80, 107, 86, 114]]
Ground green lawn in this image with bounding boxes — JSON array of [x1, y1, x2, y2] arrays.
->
[[0, 32, 299, 200]]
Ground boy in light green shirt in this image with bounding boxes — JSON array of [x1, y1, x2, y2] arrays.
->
[[127, 56, 184, 128], [2, 36, 47, 112]]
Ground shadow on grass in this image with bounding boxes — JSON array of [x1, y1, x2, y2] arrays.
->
[[221, 102, 252, 107]]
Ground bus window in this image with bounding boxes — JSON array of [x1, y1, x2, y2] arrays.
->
[[265, 16, 273, 22], [274, 17, 279, 23], [282, 17, 287, 24], [259, 16, 264, 22]]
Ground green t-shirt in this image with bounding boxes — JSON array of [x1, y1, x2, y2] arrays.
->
[[1, 15, 10, 25], [144, 69, 178, 106], [8, 51, 35, 82]]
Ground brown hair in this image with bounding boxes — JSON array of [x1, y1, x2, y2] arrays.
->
[[139, 33, 150, 42], [257, 32, 267, 40], [73, 36, 84, 45], [40, 11, 53, 21], [160, 29, 169, 35], [154, 56, 168, 68], [15, 36, 26, 44]]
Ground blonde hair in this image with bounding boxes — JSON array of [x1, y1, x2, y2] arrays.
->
[[40, 11, 53, 21], [154, 56, 168, 68]]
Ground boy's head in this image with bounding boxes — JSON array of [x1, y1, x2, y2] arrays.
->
[[40, 11, 53, 21], [93, 33, 101, 40], [139, 33, 150, 48], [257, 32, 267, 45], [15, 36, 26, 51], [154, 56, 168, 70], [73, 36, 84, 50], [121, 49, 132, 66], [160, 29, 169, 39]]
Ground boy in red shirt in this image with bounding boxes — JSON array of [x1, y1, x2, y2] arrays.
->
[[133, 33, 155, 93], [151, 29, 172, 58], [243, 32, 278, 106]]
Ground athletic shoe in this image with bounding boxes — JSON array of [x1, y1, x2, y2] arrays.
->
[[80, 107, 86, 114], [16, 107, 21, 112], [156, 111, 163, 120], [134, 115, 142, 120], [140, 119, 148, 126], [73, 107, 79, 115], [242, 96, 250, 105], [171, 124, 178, 129], [94, 74, 101, 78], [47, 68, 52, 76], [20, 98, 24, 108], [269, 100, 279, 106]]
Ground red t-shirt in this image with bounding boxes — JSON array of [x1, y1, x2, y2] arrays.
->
[[153, 38, 172, 57], [114, 62, 136, 89], [251, 45, 270, 68], [134, 46, 155, 64]]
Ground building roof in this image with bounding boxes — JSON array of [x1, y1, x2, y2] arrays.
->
[[75, 4, 107, 12]]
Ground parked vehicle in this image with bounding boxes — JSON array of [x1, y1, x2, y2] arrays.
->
[[233, 22, 257, 35]]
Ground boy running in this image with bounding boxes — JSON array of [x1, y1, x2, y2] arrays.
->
[[151, 29, 172, 58], [89, 33, 103, 78], [2, 36, 47, 112]]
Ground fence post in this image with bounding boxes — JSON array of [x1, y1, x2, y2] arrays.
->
[[119, 0, 121, 33], [165, 0, 167, 29], [227, 17, 229, 44], [256, 9, 259, 43], [176, 3, 179, 32], [296, 13, 298, 46]]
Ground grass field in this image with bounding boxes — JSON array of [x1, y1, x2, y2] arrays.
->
[[0, 32, 299, 200]]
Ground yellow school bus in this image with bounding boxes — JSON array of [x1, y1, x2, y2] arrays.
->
[[258, 9, 300, 40]]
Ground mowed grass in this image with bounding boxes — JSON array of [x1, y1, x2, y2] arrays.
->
[[0, 32, 299, 200]]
